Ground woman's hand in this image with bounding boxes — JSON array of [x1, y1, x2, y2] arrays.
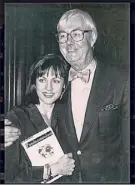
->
[[5, 119, 21, 147], [50, 153, 75, 176]]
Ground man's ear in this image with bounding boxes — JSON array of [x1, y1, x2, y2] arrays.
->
[[88, 30, 97, 47]]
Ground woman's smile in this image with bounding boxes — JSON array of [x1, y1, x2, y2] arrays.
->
[[42, 92, 55, 98]]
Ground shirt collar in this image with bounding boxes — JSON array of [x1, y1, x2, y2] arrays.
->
[[82, 58, 97, 73], [68, 58, 97, 81]]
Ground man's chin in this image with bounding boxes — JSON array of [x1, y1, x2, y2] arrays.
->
[[67, 57, 80, 65]]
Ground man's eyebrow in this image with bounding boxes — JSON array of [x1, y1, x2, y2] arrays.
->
[[58, 30, 67, 33], [73, 27, 83, 30], [58, 27, 84, 33]]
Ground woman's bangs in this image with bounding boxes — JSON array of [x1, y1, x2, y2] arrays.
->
[[37, 66, 63, 78], [52, 66, 63, 78], [37, 66, 50, 77]]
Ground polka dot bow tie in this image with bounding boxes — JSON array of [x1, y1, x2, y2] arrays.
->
[[69, 69, 91, 83]]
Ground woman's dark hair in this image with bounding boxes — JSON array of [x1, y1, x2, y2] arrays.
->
[[25, 53, 69, 104]]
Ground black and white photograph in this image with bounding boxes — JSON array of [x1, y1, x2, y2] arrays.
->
[[4, 3, 130, 183]]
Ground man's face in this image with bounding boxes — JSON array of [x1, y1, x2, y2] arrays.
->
[[57, 15, 92, 68]]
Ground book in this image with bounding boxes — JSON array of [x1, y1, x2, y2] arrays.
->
[[21, 127, 64, 183]]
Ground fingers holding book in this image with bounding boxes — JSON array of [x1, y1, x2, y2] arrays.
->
[[49, 153, 75, 177]]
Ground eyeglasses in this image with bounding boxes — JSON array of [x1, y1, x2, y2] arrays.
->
[[55, 29, 92, 44]]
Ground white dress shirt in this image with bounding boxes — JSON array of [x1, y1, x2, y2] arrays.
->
[[70, 59, 97, 141]]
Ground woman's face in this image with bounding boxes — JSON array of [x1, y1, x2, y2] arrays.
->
[[36, 67, 64, 105]]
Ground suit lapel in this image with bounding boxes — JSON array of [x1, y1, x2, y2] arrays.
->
[[29, 104, 59, 133], [28, 104, 48, 132], [80, 62, 111, 144], [64, 84, 79, 149], [51, 103, 59, 131]]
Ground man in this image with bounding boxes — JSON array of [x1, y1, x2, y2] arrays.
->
[[5, 9, 129, 183]]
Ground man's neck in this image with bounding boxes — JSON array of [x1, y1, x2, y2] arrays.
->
[[71, 57, 94, 72]]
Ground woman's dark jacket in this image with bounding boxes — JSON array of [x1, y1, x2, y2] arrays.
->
[[5, 103, 71, 183]]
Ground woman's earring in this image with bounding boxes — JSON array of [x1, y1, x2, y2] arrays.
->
[[60, 91, 64, 100], [60, 87, 65, 100]]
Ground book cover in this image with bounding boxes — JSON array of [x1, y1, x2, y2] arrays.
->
[[21, 127, 64, 183]]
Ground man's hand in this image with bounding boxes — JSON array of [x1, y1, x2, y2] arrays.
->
[[5, 119, 21, 147]]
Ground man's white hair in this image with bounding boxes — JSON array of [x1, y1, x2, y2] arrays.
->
[[57, 9, 98, 46]]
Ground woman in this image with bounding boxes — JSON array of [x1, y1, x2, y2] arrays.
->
[[5, 54, 75, 183]]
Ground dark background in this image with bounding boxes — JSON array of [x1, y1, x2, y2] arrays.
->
[[4, 3, 130, 113]]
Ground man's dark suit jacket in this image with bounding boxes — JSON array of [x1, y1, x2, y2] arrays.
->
[[5, 103, 70, 183], [60, 61, 130, 183]]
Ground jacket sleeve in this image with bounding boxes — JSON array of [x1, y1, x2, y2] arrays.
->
[[5, 109, 44, 183], [5, 109, 30, 182], [5, 139, 22, 182]]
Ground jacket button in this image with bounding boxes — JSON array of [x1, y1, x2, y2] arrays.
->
[[77, 150, 81, 155]]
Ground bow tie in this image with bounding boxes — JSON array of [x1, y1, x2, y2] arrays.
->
[[68, 69, 91, 83]]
